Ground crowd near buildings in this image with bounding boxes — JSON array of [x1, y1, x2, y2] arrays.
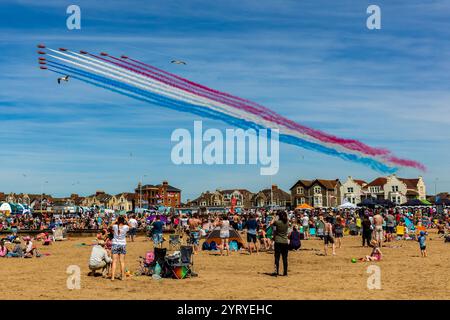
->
[[0, 175, 448, 216]]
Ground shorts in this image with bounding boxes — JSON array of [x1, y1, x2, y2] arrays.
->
[[153, 233, 163, 245], [324, 235, 334, 245], [129, 227, 137, 236], [386, 226, 395, 234], [247, 233, 257, 243], [220, 231, 230, 239], [89, 260, 108, 270], [374, 226, 383, 241], [303, 225, 309, 232], [190, 232, 200, 245], [420, 246, 426, 251], [111, 244, 127, 255]]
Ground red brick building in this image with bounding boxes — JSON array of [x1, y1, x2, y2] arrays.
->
[[135, 181, 181, 208]]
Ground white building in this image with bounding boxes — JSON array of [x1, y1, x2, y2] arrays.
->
[[340, 176, 367, 204]]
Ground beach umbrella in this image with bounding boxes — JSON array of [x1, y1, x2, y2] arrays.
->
[[436, 198, 450, 206], [357, 198, 377, 208], [401, 199, 425, 206], [295, 203, 313, 210]]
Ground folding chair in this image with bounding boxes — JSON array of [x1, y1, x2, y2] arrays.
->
[[153, 247, 167, 267], [169, 234, 181, 251], [171, 245, 197, 279]]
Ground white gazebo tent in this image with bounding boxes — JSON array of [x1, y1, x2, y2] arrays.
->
[[0, 203, 12, 214], [338, 201, 357, 209]]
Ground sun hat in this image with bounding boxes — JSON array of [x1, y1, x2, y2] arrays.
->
[[14, 238, 21, 244]]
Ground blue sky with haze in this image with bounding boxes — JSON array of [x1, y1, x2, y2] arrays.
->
[[0, 0, 449, 201]]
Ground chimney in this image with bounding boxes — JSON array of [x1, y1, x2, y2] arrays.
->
[[271, 184, 278, 191], [163, 181, 168, 186], [96, 190, 105, 196]]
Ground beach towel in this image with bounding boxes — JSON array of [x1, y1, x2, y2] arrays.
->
[[404, 217, 415, 231], [396, 226, 405, 236]]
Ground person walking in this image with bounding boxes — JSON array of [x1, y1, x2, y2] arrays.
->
[[270, 211, 289, 276], [110, 215, 129, 281]]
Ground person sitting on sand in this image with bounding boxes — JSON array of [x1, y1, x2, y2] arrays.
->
[[288, 225, 301, 251], [360, 240, 382, 262], [23, 236, 37, 258], [6, 238, 24, 258], [88, 240, 112, 277], [43, 233, 52, 246], [0, 240, 8, 257]]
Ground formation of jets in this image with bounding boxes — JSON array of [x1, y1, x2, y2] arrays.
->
[[37, 44, 189, 85]]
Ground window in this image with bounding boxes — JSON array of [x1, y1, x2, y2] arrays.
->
[[314, 196, 322, 206], [314, 186, 321, 194], [347, 187, 354, 193], [370, 186, 381, 193], [200, 201, 207, 206], [392, 186, 399, 192], [296, 187, 304, 194], [300, 197, 305, 204]]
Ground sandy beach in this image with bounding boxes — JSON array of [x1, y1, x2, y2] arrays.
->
[[1, 230, 449, 300]]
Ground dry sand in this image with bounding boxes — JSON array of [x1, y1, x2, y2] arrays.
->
[[1, 230, 449, 300]]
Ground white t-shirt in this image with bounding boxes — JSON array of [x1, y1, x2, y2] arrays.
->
[[112, 224, 130, 246], [302, 216, 309, 226], [129, 218, 138, 229]]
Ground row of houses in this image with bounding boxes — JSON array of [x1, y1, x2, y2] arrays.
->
[[0, 180, 182, 213], [186, 185, 291, 209], [0, 175, 433, 212], [186, 174, 428, 209]]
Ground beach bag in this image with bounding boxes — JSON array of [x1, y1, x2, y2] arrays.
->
[[202, 242, 211, 251], [145, 251, 155, 264], [210, 241, 218, 250]]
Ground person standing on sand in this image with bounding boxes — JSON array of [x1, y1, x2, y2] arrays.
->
[[128, 215, 138, 242], [373, 212, 384, 248], [324, 216, 336, 256], [244, 213, 259, 255], [188, 213, 202, 253], [217, 215, 230, 256], [270, 211, 289, 276], [361, 215, 373, 247], [110, 215, 129, 281]]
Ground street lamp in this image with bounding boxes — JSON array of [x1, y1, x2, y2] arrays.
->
[[41, 180, 48, 214], [139, 174, 148, 211], [434, 178, 439, 196]]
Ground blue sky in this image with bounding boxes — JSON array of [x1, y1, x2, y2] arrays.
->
[[0, 0, 449, 201]]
